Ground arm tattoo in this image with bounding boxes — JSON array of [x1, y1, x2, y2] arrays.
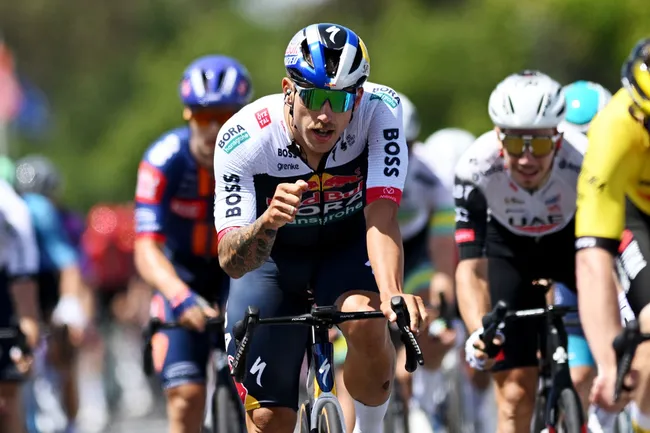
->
[[218, 218, 278, 278]]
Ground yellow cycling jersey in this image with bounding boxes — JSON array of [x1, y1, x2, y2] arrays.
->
[[576, 88, 650, 252]]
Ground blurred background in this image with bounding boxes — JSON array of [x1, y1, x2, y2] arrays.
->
[[1, 0, 648, 210], [0, 0, 648, 431]]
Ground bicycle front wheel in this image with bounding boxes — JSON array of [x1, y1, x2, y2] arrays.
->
[[557, 388, 585, 433], [214, 384, 245, 433], [298, 401, 311, 433], [317, 402, 345, 433]]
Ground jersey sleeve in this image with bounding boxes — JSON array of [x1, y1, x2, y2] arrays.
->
[[453, 173, 488, 260], [0, 183, 39, 277], [213, 116, 261, 241], [24, 193, 77, 269], [134, 132, 184, 242], [365, 88, 408, 205], [575, 107, 643, 254]]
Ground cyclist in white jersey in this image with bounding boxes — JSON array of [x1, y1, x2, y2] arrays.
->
[[214, 23, 428, 433], [456, 70, 588, 433], [0, 179, 40, 433], [415, 128, 477, 193]]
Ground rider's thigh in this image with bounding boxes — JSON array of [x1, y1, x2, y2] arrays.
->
[[314, 236, 384, 353], [492, 367, 538, 419], [247, 407, 297, 433], [488, 256, 545, 372], [224, 256, 311, 412], [150, 292, 211, 390]]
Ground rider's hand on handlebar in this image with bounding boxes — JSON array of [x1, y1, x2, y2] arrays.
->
[[465, 327, 504, 371], [590, 367, 637, 412], [381, 294, 429, 335], [171, 290, 217, 332]]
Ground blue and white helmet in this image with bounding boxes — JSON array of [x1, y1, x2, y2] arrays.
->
[[179, 55, 253, 109], [560, 80, 612, 134], [284, 23, 370, 91]]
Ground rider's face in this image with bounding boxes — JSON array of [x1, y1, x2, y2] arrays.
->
[[282, 78, 362, 156], [498, 127, 560, 190], [186, 107, 236, 169]]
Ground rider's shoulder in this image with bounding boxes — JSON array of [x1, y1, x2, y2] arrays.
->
[[362, 82, 403, 114], [142, 127, 190, 170], [559, 126, 588, 158], [216, 94, 284, 158], [454, 131, 501, 182]]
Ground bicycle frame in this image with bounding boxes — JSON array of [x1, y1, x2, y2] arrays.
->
[[543, 309, 582, 428], [305, 324, 346, 431], [482, 304, 585, 431]]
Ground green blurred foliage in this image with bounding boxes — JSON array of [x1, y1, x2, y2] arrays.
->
[[1, 0, 648, 210]]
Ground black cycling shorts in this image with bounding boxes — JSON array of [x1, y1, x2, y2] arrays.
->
[[487, 218, 577, 372], [224, 236, 378, 411], [618, 200, 650, 316]]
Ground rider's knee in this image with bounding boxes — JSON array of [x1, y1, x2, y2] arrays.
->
[[338, 294, 389, 354], [0, 382, 21, 411], [495, 372, 536, 418], [248, 406, 297, 433], [346, 319, 389, 356], [166, 384, 205, 418], [569, 365, 594, 391]]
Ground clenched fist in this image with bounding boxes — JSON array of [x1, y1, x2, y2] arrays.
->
[[262, 180, 309, 229]]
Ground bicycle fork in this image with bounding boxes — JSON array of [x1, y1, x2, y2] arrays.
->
[[305, 326, 346, 431], [544, 315, 585, 432]]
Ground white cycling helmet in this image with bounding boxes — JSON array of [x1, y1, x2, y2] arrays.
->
[[396, 92, 421, 142], [488, 70, 565, 129], [417, 128, 476, 190]]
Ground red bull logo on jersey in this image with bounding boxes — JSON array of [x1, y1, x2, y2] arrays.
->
[[267, 169, 365, 226]]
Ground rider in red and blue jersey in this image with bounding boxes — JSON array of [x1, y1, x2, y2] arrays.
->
[[134, 55, 253, 433]]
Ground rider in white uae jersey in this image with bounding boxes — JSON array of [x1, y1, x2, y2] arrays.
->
[[455, 70, 588, 433], [454, 128, 586, 237]]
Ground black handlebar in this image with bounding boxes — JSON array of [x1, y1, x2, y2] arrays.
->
[[141, 317, 224, 376], [480, 301, 508, 358], [0, 326, 31, 357], [231, 296, 424, 383], [612, 319, 650, 402], [479, 302, 579, 358]]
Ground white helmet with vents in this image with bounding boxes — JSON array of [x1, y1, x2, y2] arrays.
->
[[488, 70, 566, 129]]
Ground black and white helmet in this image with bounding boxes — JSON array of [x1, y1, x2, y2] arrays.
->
[[488, 70, 566, 129]]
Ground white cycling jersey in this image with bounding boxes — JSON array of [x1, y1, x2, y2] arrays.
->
[[213, 82, 408, 247], [414, 129, 475, 193], [0, 179, 39, 277], [454, 128, 587, 237], [399, 151, 453, 241]]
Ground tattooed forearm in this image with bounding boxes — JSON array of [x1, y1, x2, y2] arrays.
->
[[218, 218, 278, 278]]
